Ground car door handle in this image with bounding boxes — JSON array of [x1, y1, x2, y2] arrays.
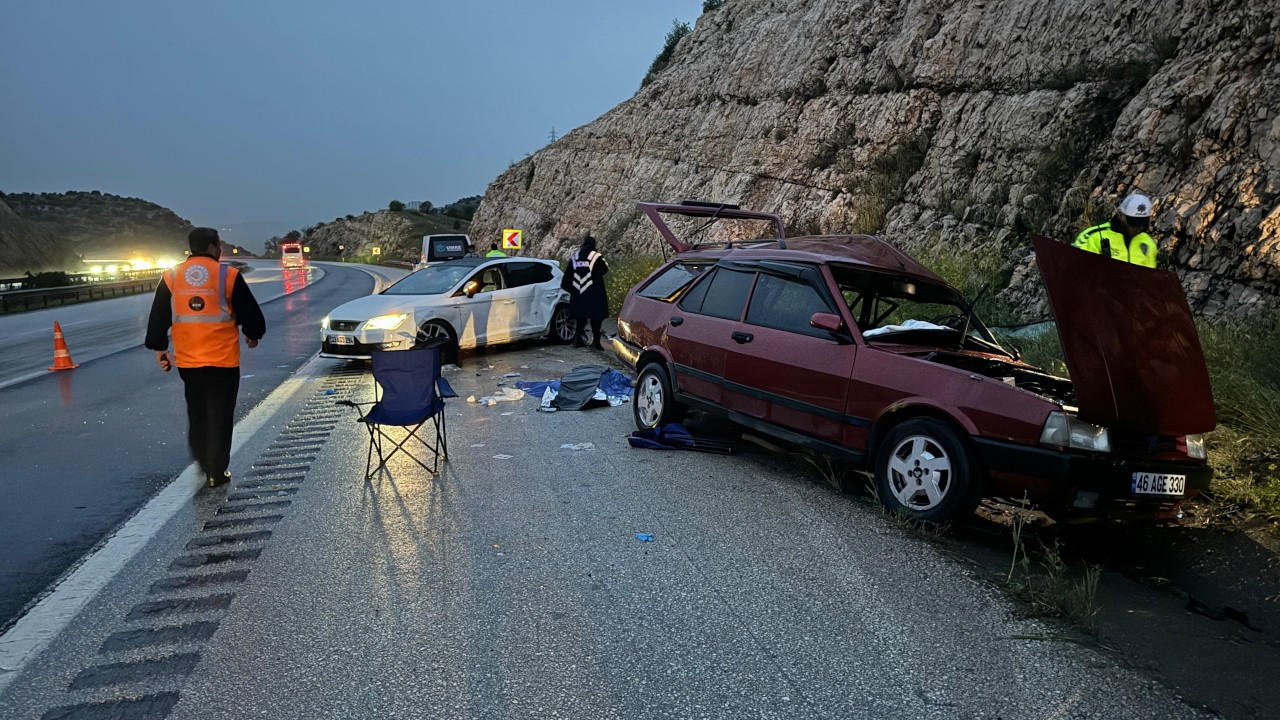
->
[[503, 300, 516, 304], [670, 316, 683, 326], [731, 331, 753, 344]]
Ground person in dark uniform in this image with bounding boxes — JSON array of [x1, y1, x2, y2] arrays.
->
[[146, 228, 266, 488], [562, 234, 609, 349]]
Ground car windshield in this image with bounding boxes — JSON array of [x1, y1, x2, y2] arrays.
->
[[831, 265, 1012, 358], [382, 264, 473, 295]]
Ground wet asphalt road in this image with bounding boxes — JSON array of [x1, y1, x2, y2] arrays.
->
[[0, 262, 396, 631]]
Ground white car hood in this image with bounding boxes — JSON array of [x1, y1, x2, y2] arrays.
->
[[327, 293, 426, 322]]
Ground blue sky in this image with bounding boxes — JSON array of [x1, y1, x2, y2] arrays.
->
[[0, 1, 701, 247]]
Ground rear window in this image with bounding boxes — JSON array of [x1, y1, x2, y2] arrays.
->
[[684, 268, 754, 321], [637, 262, 707, 301]]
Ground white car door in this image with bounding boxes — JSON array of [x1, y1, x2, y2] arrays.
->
[[451, 264, 520, 347], [500, 261, 559, 337]]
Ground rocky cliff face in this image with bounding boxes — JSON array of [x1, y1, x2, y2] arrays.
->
[[4, 191, 192, 261], [472, 0, 1280, 316], [0, 197, 81, 275]]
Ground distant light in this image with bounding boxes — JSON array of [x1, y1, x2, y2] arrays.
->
[[105, 264, 118, 274], [90, 265, 103, 274]]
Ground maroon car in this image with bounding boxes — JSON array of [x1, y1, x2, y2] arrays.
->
[[612, 201, 1216, 522]]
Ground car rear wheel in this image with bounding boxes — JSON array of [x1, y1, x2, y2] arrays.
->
[[549, 304, 576, 344], [418, 320, 458, 366], [633, 363, 685, 431], [874, 418, 980, 523]]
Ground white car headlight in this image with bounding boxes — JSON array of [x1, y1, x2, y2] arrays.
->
[[1040, 411, 1111, 453], [1184, 434, 1207, 460], [363, 313, 408, 331], [321, 316, 330, 330]]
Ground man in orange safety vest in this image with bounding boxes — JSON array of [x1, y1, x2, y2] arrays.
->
[[146, 228, 266, 488]]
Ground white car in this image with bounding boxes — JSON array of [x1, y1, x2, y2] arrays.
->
[[320, 257, 575, 362]]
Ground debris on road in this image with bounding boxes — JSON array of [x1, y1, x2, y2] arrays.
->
[[635, 533, 654, 542], [628, 424, 735, 454], [518, 366, 633, 411], [561, 442, 595, 451], [503, 372, 521, 378], [469, 443, 486, 448], [493, 454, 513, 460]]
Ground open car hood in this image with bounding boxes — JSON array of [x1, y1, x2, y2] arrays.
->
[[1033, 235, 1215, 435]]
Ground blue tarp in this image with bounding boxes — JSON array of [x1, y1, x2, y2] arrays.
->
[[516, 368, 633, 398]]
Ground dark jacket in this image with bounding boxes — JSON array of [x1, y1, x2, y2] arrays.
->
[[562, 248, 609, 321]]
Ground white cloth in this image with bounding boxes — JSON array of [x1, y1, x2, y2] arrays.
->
[[863, 319, 951, 337]]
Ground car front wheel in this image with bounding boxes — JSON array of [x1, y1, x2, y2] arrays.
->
[[417, 320, 458, 366], [873, 418, 981, 523], [633, 363, 685, 431], [549, 304, 576, 344]]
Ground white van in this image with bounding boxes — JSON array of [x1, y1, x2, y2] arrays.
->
[[417, 234, 471, 269]]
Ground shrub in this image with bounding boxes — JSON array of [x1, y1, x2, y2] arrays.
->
[[641, 20, 692, 87], [604, 255, 665, 317], [702, 0, 725, 11], [388, 200, 405, 211]]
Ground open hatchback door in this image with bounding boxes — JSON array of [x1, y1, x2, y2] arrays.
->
[[636, 201, 786, 253], [1033, 235, 1216, 436]]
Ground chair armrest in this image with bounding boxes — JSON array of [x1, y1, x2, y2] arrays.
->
[[436, 377, 458, 399]]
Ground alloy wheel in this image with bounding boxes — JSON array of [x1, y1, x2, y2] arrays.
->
[[636, 373, 665, 428], [886, 435, 953, 510]]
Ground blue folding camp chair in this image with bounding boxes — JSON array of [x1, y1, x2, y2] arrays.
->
[[338, 343, 456, 480]]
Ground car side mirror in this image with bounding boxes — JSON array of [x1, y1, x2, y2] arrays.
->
[[809, 312, 844, 332], [464, 281, 480, 298]]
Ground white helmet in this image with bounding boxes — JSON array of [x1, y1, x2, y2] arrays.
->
[[1118, 193, 1153, 219]]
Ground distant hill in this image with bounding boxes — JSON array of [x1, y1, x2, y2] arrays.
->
[[0, 196, 81, 275], [267, 208, 474, 262], [3, 191, 193, 263]]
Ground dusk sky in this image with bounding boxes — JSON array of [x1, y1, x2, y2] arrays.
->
[[1, 1, 701, 248]]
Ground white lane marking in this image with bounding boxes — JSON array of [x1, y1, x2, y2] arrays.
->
[[0, 265, 333, 391], [0, 353, 328, 692], [12, 319, 96, 338]]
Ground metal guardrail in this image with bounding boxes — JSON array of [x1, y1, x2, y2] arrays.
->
[[0, 262, 253, 315], [0, 268, 164, 292], [0, 277, 158, 315]]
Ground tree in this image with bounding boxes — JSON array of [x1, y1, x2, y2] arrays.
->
[[389, 200, 405, 211], [641, 20, 692, 87], [420, 201, 434, 214], [702, 0, 725, 11]]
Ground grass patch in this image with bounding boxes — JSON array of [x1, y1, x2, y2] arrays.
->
[[604, 255, 664, 317], [1006, 506, 1102, 630], [1198, 315, 1280, 520]]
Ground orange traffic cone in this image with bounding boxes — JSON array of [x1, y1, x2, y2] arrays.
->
[[49, 321, 79, 371]]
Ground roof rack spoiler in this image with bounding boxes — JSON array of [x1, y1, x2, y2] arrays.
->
[[636, 201, 786, 253]]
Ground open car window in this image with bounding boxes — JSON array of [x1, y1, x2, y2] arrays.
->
[[831, 265, 1012, 357]]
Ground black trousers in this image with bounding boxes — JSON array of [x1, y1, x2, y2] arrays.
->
[[178, 366, 240, 478], [572, 317, 603, 345]]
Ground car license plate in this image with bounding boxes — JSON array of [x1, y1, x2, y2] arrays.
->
[[332, 335, 355, 346], [1131, 472, 1186, 496]]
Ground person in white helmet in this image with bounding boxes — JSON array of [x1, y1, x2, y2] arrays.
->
[[1072, 194, 1158, 268]]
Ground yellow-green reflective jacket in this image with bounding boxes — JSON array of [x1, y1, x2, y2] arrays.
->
[[1072, 222, 1157, 268]]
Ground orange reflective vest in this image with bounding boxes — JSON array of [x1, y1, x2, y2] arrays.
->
[[164, 257, 241, 368]]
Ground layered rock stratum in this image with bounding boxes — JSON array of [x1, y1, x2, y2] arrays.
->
[[472, 0, 1279, 316]]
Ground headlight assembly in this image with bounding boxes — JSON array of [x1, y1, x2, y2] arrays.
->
[[1039, 411, 1111, 453], [363, 313, 408, 331]]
